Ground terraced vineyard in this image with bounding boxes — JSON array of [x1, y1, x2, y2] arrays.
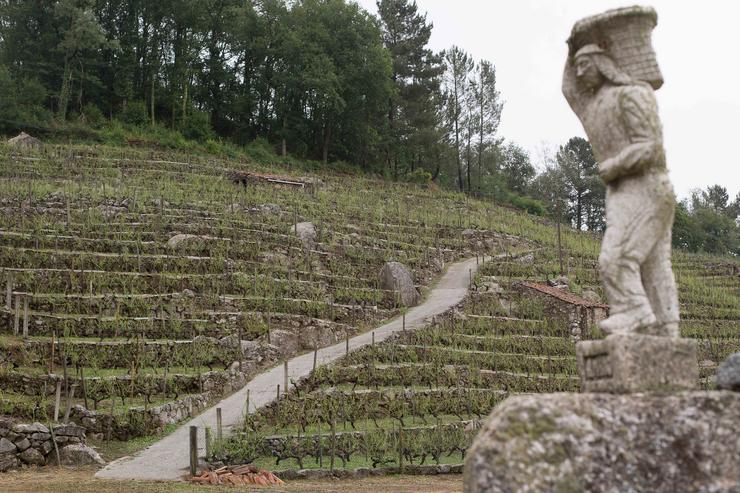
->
[[217, 244, 739, 472], [0, 144, 542, 441]]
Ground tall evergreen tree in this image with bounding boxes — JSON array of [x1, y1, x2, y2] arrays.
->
[[442, 45, 473, 191], [377, 0, 443, 178]]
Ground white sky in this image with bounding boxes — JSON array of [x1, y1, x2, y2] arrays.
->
[[355, 0, 740, 200]]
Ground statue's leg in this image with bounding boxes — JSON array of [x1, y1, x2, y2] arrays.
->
[[640, 208, 680, 337], [598, 183, 659, 334]]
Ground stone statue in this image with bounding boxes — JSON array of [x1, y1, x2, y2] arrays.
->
[[562, 6, 679, 337]]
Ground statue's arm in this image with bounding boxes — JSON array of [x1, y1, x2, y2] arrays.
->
[[562, 56, 582, 115], [599, 88, 661, 183]]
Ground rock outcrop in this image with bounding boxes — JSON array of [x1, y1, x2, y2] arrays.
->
[[379, 261, 420, 307], [464, 391, 740, 493], [291, 222, 316, 249]]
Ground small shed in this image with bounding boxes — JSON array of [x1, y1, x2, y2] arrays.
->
[[515, 281, 609, 340]]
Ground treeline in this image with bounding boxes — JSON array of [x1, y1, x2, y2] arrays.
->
[[0, 0, 737, 255], [0, 1, 516, 192]]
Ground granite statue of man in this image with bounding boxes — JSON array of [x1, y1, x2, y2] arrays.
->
[[562, 7, 679, 337]]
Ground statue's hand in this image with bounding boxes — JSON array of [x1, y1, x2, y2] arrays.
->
[[599, 157, 619, 183]]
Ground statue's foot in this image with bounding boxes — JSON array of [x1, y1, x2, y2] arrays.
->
[[599, 309, 656, 335], [637, 322, 680, 337]]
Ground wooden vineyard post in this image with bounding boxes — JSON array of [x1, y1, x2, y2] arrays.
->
[[216, 407, 223, 443], [345, 332, 349, 357], [283, 360, 289, 395], [80, 366, 88, 410], [49, 331, 55, 374], [398, 425, 404, 473], [245, 389, 250, 415], [205, 427, 212, 459], [237, 326, 243, 373], [330, 420, 336, 472], [402, 313, 406, 332], [13, 294, 20, 335], [53, 380, 62, 422], [371, 331, 375, 346], [189, 426, 198, 477], [63, 384, 77, 423], [276, 384, 280, 400], [317, 431, 323, 468], [22, 295, 29, 339], [469, 269, 472, 289], [313, 346, 318, 371], [266, 313, 271, 344], [5, 275, 11, 310]]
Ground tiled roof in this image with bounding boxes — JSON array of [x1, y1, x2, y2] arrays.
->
[[520, 281, 609, 309]]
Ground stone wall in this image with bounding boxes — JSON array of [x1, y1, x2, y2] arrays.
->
[[0, 419, 100, 471]]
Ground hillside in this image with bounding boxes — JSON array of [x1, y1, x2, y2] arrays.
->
[[0, 143, 738, 472]]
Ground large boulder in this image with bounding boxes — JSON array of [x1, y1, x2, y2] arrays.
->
[[717, 352, 740, 391], [268, 329, 300, 357], [464, 392, 740, 493], [7, 132, 42, 150], [379, 262, 420, 307], [290, 222, 316, 249], [57, 443, 105, 466]]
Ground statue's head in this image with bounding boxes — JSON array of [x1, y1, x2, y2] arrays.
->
[[574, 44, 634, 92]]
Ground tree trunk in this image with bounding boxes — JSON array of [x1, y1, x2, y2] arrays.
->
[[322, 123, 331, 164], [58, 58, 73, 121]]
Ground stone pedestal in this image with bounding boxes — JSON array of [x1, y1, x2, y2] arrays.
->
[[464, 392, 740, 493], [576, 334, 698, 393]]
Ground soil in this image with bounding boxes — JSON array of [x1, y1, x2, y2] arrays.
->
[[5, 467, 463, 493]]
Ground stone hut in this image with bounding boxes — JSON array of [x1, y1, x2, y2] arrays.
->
[[514, 281, 608, 339]]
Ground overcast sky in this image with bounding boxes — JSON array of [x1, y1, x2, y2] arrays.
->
[[355, 0, 740, 201]]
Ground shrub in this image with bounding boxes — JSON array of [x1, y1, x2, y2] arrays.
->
[[119, 101, 149, 126], [402, 169, 432, 185], [181, 110, 214, 142], [80, 103, 105, 127]]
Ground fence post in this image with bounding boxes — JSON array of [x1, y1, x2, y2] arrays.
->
[[398, 425, 404, 473], [189, 426, 198, 477], [283, 360, 289, 394], [5, 275, 11, 310], [13, 294, 20, 335], [22, 295, 29, 339], [63, 384, 77, 423], [216, 407, 223, 443], [330, 419, 336, 472], [205, 427, 212, 459], [53, 380, 62, 422]]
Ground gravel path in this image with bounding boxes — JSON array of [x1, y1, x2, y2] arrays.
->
[[96, 257, 479, 481]]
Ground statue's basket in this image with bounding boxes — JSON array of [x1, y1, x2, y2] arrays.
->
[[568, 5, 663, 90]]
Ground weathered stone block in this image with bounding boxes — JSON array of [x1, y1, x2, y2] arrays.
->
[[14, 437, 30, 451], [576, 334, 698, 393], [19, 447, 46, 465], [717, 352, 740, 391], [464, 392, 740, 493], [0, 437, 17, 454]]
